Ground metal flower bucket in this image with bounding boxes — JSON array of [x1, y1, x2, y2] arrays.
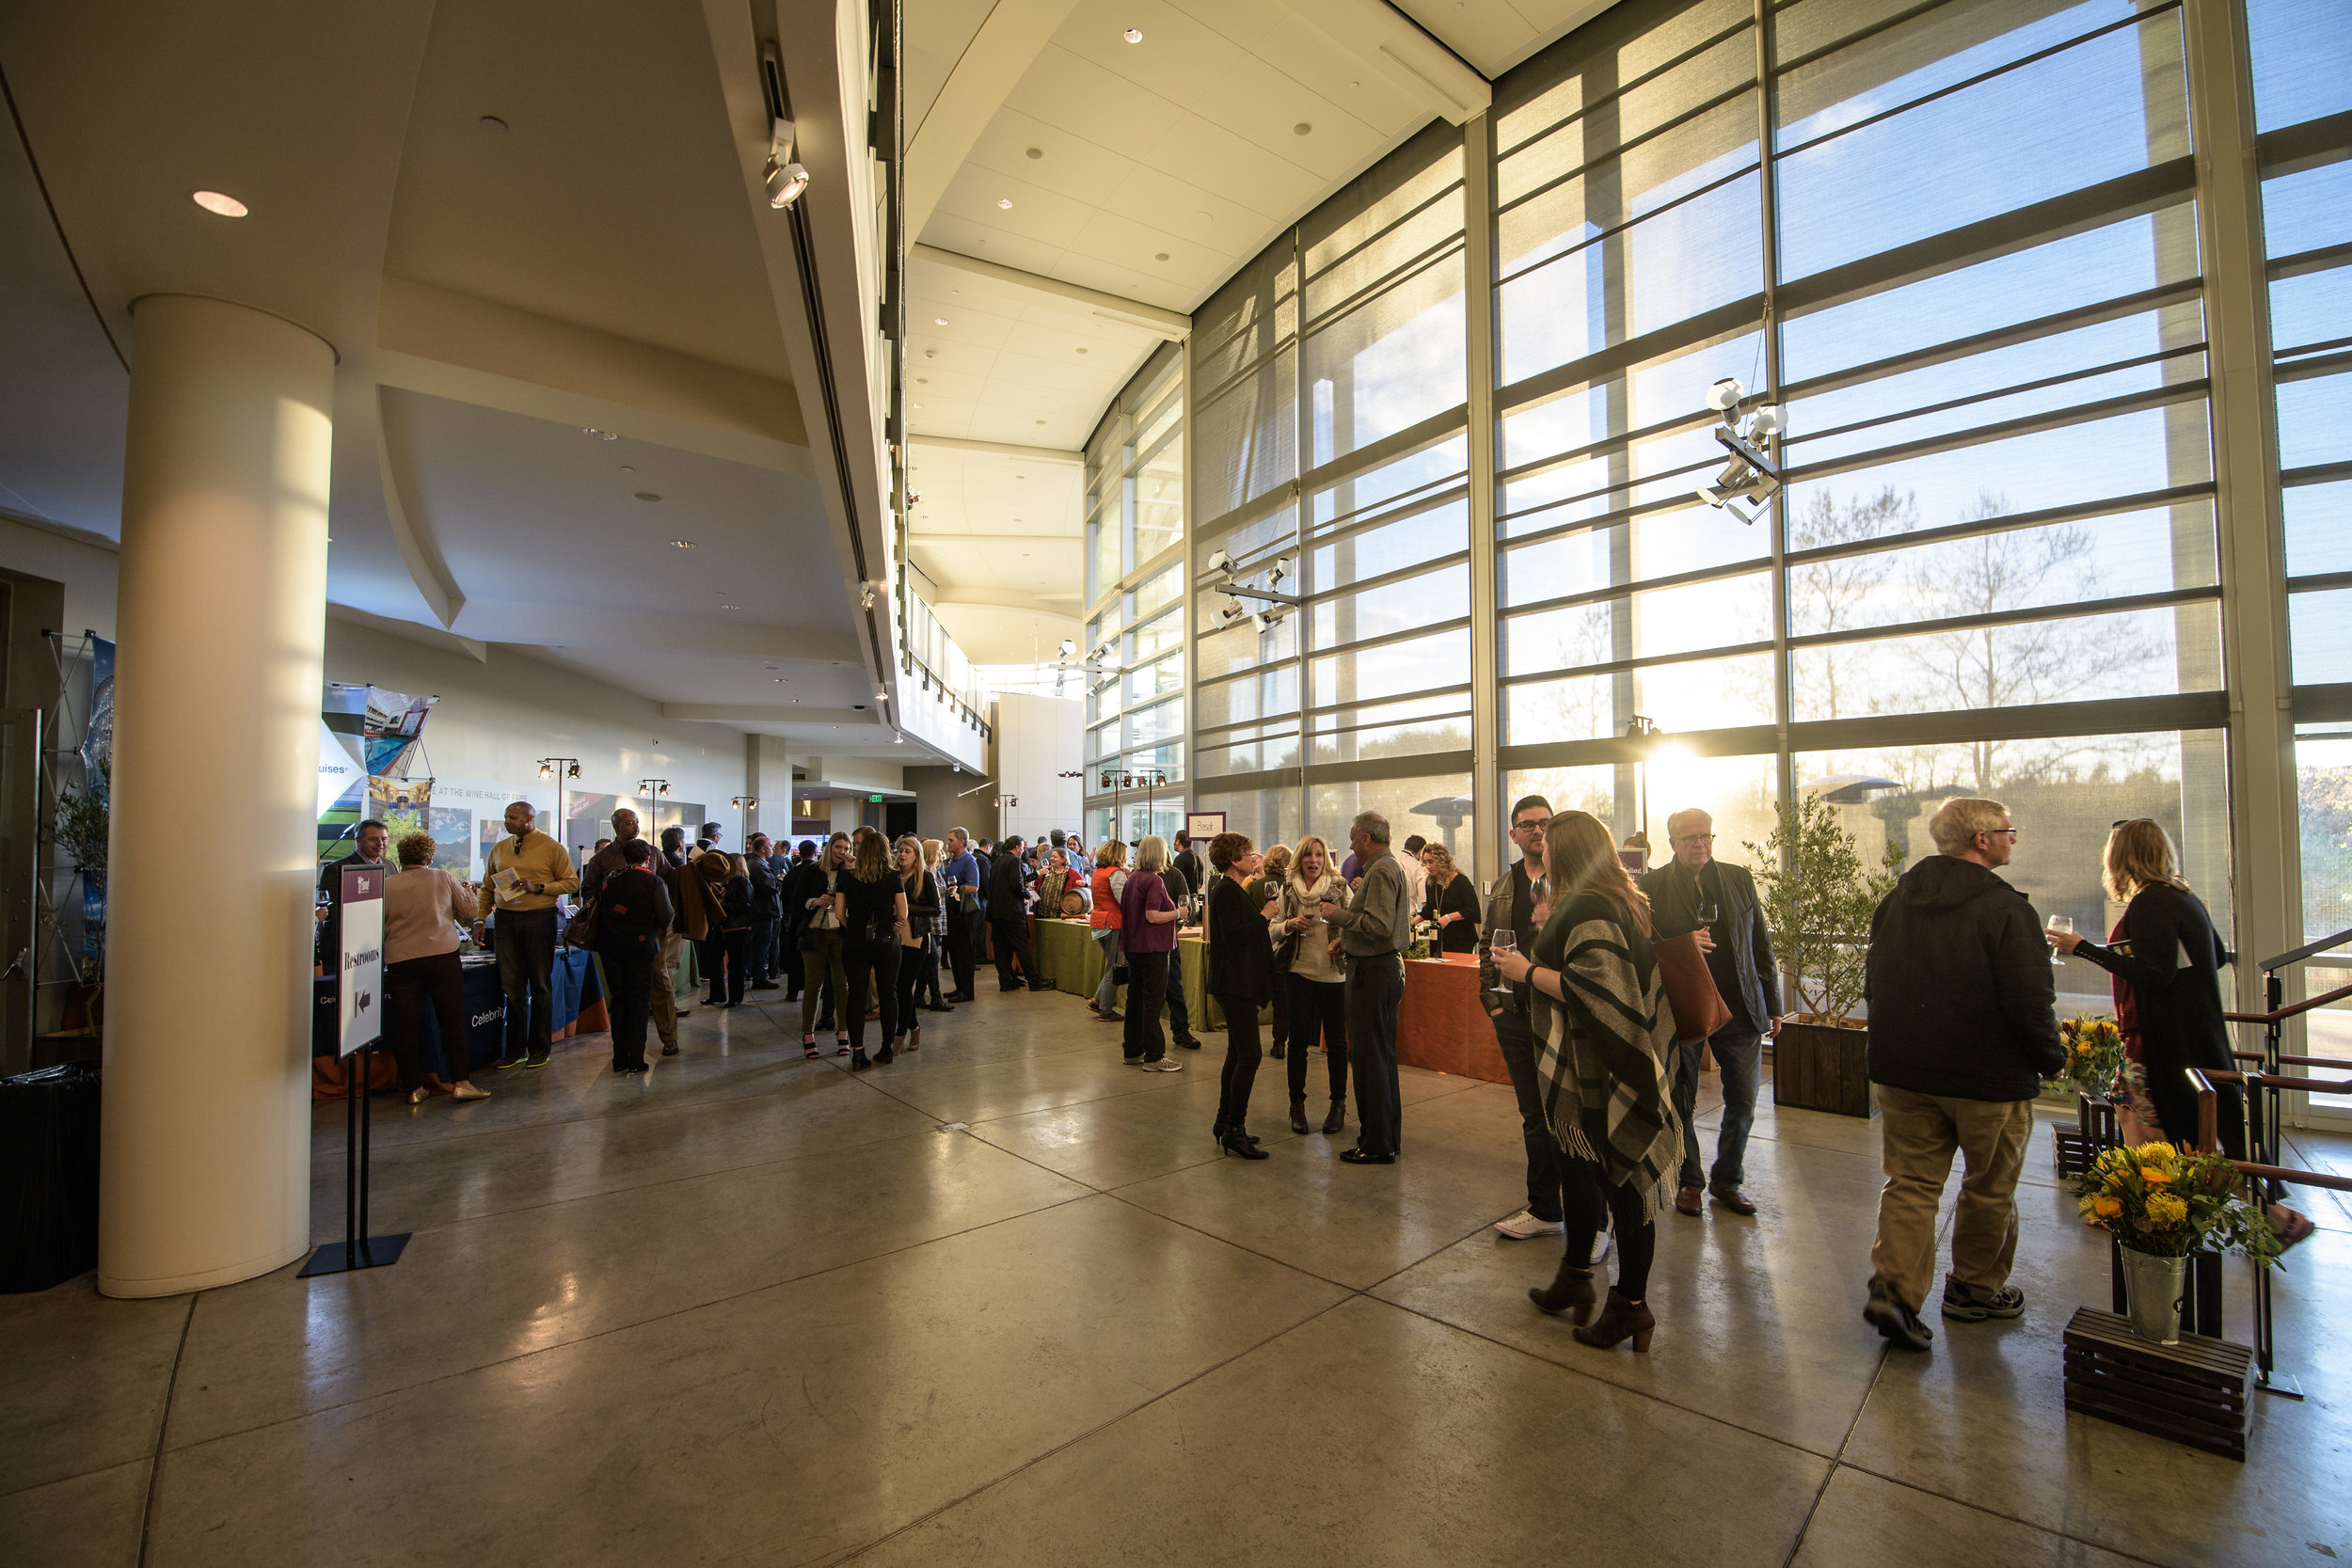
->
[[2119, 1245, 2187, 1345]]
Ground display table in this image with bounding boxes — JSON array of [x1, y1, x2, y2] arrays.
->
[[1396, 954, 1510, 1084], [1026, 918, 1506, 1083], [312, 946, 605, 1097]]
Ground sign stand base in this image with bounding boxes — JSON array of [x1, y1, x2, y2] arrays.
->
[[299, 1232, 411, 1277], [302, 1031, 405, 1281]]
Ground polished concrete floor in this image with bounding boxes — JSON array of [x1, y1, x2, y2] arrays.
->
[[5, 984, 2349, 1567]]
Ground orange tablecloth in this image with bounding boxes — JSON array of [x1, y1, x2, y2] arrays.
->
[[1396, 954, 1510, 1085]]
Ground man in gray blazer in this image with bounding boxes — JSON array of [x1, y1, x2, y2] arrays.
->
[[1639, 807, 1781, 1217]]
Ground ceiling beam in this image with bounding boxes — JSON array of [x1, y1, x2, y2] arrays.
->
[[910, 532, 1080, 548], [660, 704, 878, 725], [1284, 0, 1492, 123], [903, 0, 1084, 235], [373, 277, 814, 474], [912, 244, 1189, 340], [928, 590, 1080, 615], [449, 600, 864, 663], [907, 434, 1083, 466]]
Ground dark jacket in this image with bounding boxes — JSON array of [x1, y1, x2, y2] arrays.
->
[[2070, 883, 2233, 1148], [987, 849, 1030, 918], [594, 867, 674, 957], [1865, 856, 2064, 1101], [1174, 847, 1205, 897], [316, 850, 388, 964], [744, 854, 782, 919], [1206, 875, 1274, 1003], [1639, 857, 1781, 1029]]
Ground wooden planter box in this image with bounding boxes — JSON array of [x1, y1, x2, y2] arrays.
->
[[1773, 1019, 1874, 1118], [2062, 1307, 2250, 1461]]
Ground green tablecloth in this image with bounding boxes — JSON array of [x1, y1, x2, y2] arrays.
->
[[1028, 919, 1260, 1030]]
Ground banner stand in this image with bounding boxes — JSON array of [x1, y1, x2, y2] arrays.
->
[[301, 866, 408, 1277]]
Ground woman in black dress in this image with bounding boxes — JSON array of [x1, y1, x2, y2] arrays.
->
[[2049, 818, 2312, 1247], [834, 832, 909, 1072], [1419, 842, 1480, 954], [893, 834, 941, 1053], [594, 840, 675, 1073], [1205, 831, 1280, 1159]]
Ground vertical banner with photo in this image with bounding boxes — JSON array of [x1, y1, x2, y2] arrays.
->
[[338, 866, 385, 1057], [318, 684, 439, 862]]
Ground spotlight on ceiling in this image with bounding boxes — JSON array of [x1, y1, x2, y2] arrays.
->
[[764, 119, 810, 209], [858, 580, 881, 610], [191, 190, 247, 217], [1692, 376, 1786, 527], [538, 763, 553, 781]]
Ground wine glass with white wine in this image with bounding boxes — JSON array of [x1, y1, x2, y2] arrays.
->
[[1488, 927, 1518, 998], [2045, 913, 2073, 967]]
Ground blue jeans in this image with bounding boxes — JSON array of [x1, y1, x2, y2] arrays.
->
[[1677, 1020, 1762, 1190], [1491, 1006, 1566, 1223], [1093, 928, 1120, 1010], [1165, 942, 1191, 1037]]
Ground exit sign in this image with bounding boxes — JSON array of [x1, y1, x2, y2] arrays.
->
[[868, 793, 884, 802]]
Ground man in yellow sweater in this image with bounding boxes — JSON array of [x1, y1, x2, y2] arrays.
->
[[485, 800, 579, 1069]]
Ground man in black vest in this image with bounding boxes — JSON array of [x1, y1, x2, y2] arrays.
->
[[987, 835, 1049, 990], [1640, 808, 1781, 1217]]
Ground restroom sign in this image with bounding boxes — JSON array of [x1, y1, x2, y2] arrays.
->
[[339, 866, 384, 1057]]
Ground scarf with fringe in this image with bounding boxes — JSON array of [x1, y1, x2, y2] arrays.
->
[[1531, 895, 1683, 1223]]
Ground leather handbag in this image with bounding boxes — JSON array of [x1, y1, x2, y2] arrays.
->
[[563, 894, 599, 949], [1653, 929, 1731, 1043]]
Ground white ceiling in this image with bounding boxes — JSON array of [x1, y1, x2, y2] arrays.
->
[[898, 0, 1619, 663]]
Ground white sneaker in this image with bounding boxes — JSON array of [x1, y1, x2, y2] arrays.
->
[[1589, 1227, 1613, 1267], [1493, 1210, 1565, 1240], [1141, 1057, 1184, 1071], [450, 1083, 491, 1102], [407, 1086, 432, 1105]]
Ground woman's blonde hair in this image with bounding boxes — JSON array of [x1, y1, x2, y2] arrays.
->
[[1263, 844, 1294, 880], [1095, 839, 1126, 868], [1134, 833, 1169, 875], [923, 838, 943, 869], [1544, 811, 1651, 938], [1420, 842, 1457, 880], [2105, 818, 2188, 903], [850, 832, 890, 882], [1290, 834, 1335, 891]]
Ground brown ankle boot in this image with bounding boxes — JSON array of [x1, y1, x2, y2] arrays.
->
[[1321, 1100, 1344, 1135], [1573, 1289, 1656, 1352], [1290, 1101, 1310, 1134], [1528, 1261, 1597, 1322]]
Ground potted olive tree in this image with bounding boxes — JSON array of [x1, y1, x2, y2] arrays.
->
[[1746, 792, 1899, 1117]]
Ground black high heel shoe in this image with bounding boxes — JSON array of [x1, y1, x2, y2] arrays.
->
[[1211, 1121, 1263, 1147], [1220, 1125, 1269, 1160]]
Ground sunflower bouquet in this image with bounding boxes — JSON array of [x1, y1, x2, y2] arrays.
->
[[2074, 1141, 2280, 1266], [2047, 1013, 2125, 1098]]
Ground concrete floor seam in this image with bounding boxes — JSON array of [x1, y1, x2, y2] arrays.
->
[[1826, 1458, 2181, 1568], [827, 1291, 1367, 1565], [150, 1183, 1105, 1462], [133, 1293, 195, 1568]]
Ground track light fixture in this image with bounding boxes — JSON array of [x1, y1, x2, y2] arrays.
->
[[764, 119, 809, 209], [539, 756, 580, 782], [1693, 377, 1785, 526], [1207, 550, 1300, 630], [858, 580, 882, 610], [639, 778, 671, 798]]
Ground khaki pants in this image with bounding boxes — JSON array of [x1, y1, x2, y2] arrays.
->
[[652, 931, 683, 1050], [1868, 1085, 2035, 1312]]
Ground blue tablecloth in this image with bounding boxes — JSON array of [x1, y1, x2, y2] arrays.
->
[[313, 949, 601, 1076]]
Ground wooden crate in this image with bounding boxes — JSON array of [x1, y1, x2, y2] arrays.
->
[[2052, 1093, 2118, 1179], [1772, 1021, 1874, 1118], [2061, 1307, 2251, 1461]]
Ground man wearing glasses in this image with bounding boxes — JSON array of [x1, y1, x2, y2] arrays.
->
[[1640, 808, 1780, 1218], [1482, 796, 1582, 1243], [1861, 796, 2063, 1354]]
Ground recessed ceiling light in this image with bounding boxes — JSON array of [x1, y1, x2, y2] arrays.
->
[[480, 115, 509, 132], [916, 377, 928, 385], [1035, 419, 1047, 425], [721, 603, 739, 610], [934, 316, 947, 325], [1350, 80, 1361, 89], [1153, 251, 1169, 261], [1294, 122, 1312, 136], [1025, 147, 1043, 160], [581, 427, 616, 440], [672, 539, 696, 548], [1124, 27, 1143, 42], [996, 198, 1012, 210], [191, 190, 247, 217], [1075, 346, 1089, 355], [634, 492, 661, 502], [620, 464, 635, 472]]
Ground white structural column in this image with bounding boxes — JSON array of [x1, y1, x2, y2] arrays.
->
[[102, 294, 337, 1297]]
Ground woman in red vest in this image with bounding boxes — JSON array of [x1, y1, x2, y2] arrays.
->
[[1088, 840, 1128, 1022]]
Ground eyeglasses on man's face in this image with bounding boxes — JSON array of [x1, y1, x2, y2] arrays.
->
[[1512, 816, 1550, 833], [1672, 833, 1714, 845], [1981, 827, 2018, 840]]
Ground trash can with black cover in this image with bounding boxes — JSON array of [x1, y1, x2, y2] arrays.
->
[[0, 1062, 102, 1292]]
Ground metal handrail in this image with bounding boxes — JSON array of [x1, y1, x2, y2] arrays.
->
[[2257, 923, 2352, 973], [2183, 1066, 2352, 1399], [2230, 1052, 2344, 1067], [2222, 979, 2352, 1024]]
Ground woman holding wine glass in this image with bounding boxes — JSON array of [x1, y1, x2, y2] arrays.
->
[[2048, 819, 2312, 1248], [1279, 834, 1349, 1135]]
